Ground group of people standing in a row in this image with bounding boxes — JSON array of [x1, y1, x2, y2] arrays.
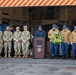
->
[[35, 24, 76, 60], [0, 26, 30, 58], [0, 24, 76, 60]]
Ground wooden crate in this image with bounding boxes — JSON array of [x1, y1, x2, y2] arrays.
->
[[41, 19, 58, 25], [12, 20, 20, 26], [1, 7, 11, 18], [12, 7, 21, 19], [0, 8, 2, 17], [60, 7, 68, 21], [68, 7, 76, 20], [0, 10, 2, 18], [22, 8, 29, 20]]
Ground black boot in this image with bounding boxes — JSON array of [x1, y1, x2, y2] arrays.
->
[[72, 57, 75, 60], [55, 56, 59, 59], [55, 56, 57, 59], [66, 56, 69, 60], [49, 56, 53, 59], [62, 56, 65, 59], [52, 55, 55, 58]]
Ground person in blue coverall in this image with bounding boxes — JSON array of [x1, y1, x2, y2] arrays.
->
[[34, 25, 46, 58], [34, 25, 46, 37]]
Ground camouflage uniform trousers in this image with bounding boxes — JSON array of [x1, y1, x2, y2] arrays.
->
[[14, 42, 21, 55], [4, 42, 11, 54], [0, 41, 2, 54], [22, 41, 29, 56]]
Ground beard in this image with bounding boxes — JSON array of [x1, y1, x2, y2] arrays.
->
[[53, 29, 55, 31]]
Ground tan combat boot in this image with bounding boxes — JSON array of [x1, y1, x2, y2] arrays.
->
[[25, 55, 28, 58], [0, 53, 1, 57], [14, 54, 17, 58], [8, 53, 11, 58], [5, 54, 7, 58], [22, 55, 25, 58], [18, 54, 21, 58]]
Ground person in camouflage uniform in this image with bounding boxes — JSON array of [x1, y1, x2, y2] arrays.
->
[[0, 27, 3, 57], [3, 26, 13, 57], [13, 27, 22, 58], [21, 26, 30, 58]]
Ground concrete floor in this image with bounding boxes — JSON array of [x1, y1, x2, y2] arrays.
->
[[0, 58, 76, 75]]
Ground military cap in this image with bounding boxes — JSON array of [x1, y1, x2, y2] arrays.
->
[[24, 26, 27, 28], [16, 27, 20, 29], [38, 25, 42, 28], [63, 25, 67, 29], [74, 26, 76, 30], [52, 24, 56, 28]]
